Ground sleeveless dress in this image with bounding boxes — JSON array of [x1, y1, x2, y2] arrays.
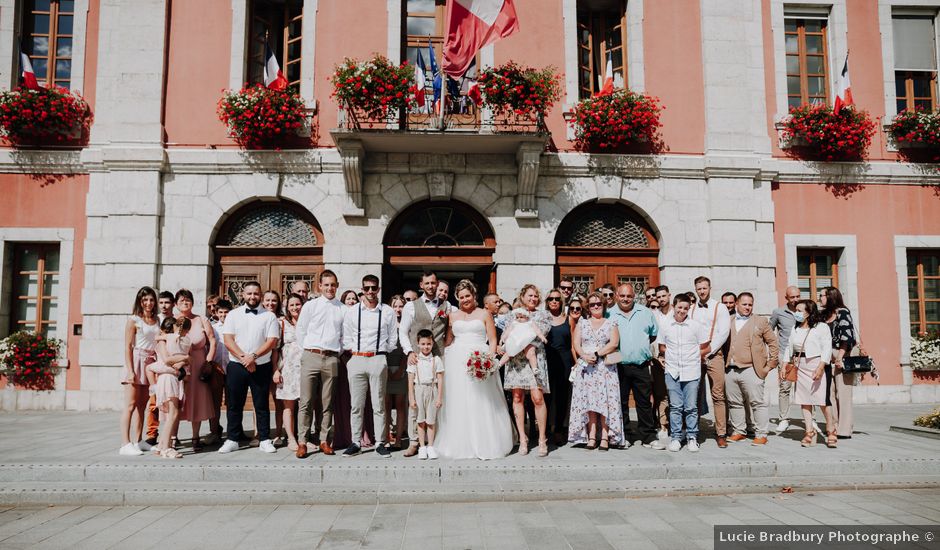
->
[[546, 317, 574, 434], [568, 318, 624, 445], [148, 334, 189, 413], [181, 316, 215, 423], [130, 315, 159, 386], [435, 318, 513, 460], [275, 321, 302, 400]]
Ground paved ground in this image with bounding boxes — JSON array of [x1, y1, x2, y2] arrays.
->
[[0, 489, 938, 550], [0, 405, 937, 505]]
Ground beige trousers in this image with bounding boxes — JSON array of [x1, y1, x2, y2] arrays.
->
[[297, 351, 338, 444], [725, 366, 769, 438], [830, 371, 855, 436], [348, 355, 388, 447]]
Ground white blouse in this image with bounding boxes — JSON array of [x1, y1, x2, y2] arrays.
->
[[787, 323, 832, 364], [131, 315, 160, 351]]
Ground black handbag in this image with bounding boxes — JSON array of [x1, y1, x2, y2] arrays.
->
[[842, 354, 873, 373]]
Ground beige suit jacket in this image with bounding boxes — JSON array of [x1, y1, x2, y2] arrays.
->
[[724, 315, 780, 379]]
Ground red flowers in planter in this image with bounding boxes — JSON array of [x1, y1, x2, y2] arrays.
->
[[217, 85, 310, 149], [0, 86, 92, 146], [780, 104, 876, 161], [570, 90, 665, 153], [888, 108, 940, 162], [0, 331, 61, 391], [331, 55, 415, 125], [478, 62, 561, 128]]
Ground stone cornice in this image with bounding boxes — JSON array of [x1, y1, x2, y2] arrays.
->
[[0, 149, 85, 175]]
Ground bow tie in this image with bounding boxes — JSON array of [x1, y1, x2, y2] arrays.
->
[[425, 298, 438, 304], [246, 308, 259, 315], [698, 302, 709, 308]]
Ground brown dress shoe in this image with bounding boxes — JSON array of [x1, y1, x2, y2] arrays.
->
[[716, 436, 728, 448], [403, 444, 419, 457], [728, 434, 748, 442], [751, 437, 768, 446], [319, 442, 335, 455], [295, 443, 307, 459]]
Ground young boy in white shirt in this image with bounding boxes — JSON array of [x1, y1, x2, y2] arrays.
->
[[407, 329, 444, 459]]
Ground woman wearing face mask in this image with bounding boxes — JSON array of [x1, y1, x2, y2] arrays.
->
[[787, 300, 836, 448]]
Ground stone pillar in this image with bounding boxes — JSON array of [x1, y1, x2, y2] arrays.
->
[[79, 0, 168, 410]]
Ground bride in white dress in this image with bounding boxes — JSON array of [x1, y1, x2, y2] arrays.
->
[[434, 279, 513, 460]]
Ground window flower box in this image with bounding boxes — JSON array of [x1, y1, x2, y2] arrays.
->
[[0, 86, 92, 147], [0, 331, 62, 391], [331, 54, 415, 129], [477, 62, 561, 133], [911, 334, 940, 372], [778, 104, 876, 162], [569, 90, 665, 154], [217, 84, 312, 149], [887, 108, 940, 162]]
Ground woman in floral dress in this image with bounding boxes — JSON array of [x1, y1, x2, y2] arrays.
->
[[274, 293, 304, 451], [568, 291, 623, 450]]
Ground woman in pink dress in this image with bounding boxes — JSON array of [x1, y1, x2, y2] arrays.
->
[[175, 289, 217, 451], [148, 316, 191, 458]]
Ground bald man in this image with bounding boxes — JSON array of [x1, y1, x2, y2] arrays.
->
[[769, 286, 801, 433]]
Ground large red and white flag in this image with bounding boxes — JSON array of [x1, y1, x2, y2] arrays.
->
[[833, 54, 853, 112], [264, 43, 288, 91], [442, 0, 519, 79], [596, 51, 614, 97], [20, 51, 39, 90]]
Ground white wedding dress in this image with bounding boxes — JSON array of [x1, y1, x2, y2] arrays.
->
[[434, 318, 513, 460]]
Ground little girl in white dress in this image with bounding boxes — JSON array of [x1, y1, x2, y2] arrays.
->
[[498, 309, 548, 379], [147, 316, 192, 459]]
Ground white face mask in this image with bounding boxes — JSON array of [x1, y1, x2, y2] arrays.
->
[[793, 311, 806, 323]]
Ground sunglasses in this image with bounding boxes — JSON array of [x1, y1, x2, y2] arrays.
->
[[589, 302, 603, 308], [405, 297, 415, 302], [569, 306, 582, 312], [560, 286, 573, 291], [601, 292, 614, 297], [363, 285, 379, 292], [546, 297, 562, 302]]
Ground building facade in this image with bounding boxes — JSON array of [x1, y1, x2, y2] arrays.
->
[[0, 0, 938, 411]]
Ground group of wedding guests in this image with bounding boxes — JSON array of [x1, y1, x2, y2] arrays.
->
[[119, 270, 864, 459]]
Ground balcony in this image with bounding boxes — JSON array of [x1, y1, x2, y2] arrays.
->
[[331, 106, 549, 220]]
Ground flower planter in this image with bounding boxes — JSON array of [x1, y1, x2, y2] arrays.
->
[[478, 62, 560, 134], [570, 90, 664, 154], [0, 86, 93, 147], [217, 85, 312, 149], [0, 332, 62, 392], [778, 104, 875, 161], [331, 55, 414, 130]]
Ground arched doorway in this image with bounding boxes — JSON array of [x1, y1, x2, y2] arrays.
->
[[213, 200, 324, 304], [555, 201, 660, 300], [383, 200, 496, 297]]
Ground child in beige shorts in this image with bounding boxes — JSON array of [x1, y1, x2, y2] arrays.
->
[[407, 329, 444, 460]]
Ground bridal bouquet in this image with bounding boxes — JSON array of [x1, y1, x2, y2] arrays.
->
[[466, 350, 497, 381]]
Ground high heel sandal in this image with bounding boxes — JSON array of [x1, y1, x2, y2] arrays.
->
[[586, 436, 597, 450], [801, 430, 817, 447], [537, 439, 549, 457], [826, 431, 838, 448], [518, 436, 529, 456], [599, 437, 609, 451]]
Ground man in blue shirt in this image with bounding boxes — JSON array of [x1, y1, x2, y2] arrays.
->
[[608, 283, 660, 448]]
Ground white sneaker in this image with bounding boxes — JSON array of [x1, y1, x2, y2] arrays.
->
[[218, 440, 239, 453], [657, 429, 668, 440], [119, 442, 143, 456], [776, 419, 790, 433], [687, 439, 700, 452], [259, 439, 276, 453], [667, 439, 682, 452], [136, 440, 154, 452], [649, 439, 667, 450], [418, 446, 428, 460], [426, 446, 438, 460]]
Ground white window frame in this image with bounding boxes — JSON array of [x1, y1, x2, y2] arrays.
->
[[0, 228, 74, 368], [771, 1, 847, 122], [562, 0, 644, 139], [229, 0, 318, 106], [879, 1, 940, 123], [894, 235, 940, 382], [0, 0, 89, 92], [783, 233, 859, 325]]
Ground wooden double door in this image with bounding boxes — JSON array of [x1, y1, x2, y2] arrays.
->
[[216, 255, 321, 305], [556, 247, 660, 304]]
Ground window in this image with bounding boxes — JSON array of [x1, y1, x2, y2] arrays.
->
[[248, 0, 303, 89], [893, 14, 938, 112], [21, 0, 74, 89], [402, 0, 477, 120], [9, 244, 59, 338], [907, 250, 940, 337], [797, 248, 839, 300], [785, 18, 829, 108], [576, 0, 626, 99]]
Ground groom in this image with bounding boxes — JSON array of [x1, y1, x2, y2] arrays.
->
[[398, 270, 449, 458]]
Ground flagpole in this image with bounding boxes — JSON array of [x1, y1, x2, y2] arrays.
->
[[438, 51, 446, 131]]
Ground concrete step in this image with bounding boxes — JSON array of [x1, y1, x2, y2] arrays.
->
[[2, 475, 938, 505]]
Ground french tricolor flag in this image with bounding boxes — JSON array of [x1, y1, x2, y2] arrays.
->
[[414, 49, 428, 112], [264, 43, 288, 91], [442, 0, 519, 79], [833, 53, 853, 112], [20, 48, 39, 90]]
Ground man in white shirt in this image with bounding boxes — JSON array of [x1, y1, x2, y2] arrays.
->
[[397, 271, 448, 458], [219, 282, 281, 454], [294, 270, 344, 458], [689, 276, 732, 448], [657, 294, 710, 452], [343, 274, 399, 457]]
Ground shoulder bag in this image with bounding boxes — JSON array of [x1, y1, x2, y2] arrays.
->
[[783, 330, 810, 383]]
